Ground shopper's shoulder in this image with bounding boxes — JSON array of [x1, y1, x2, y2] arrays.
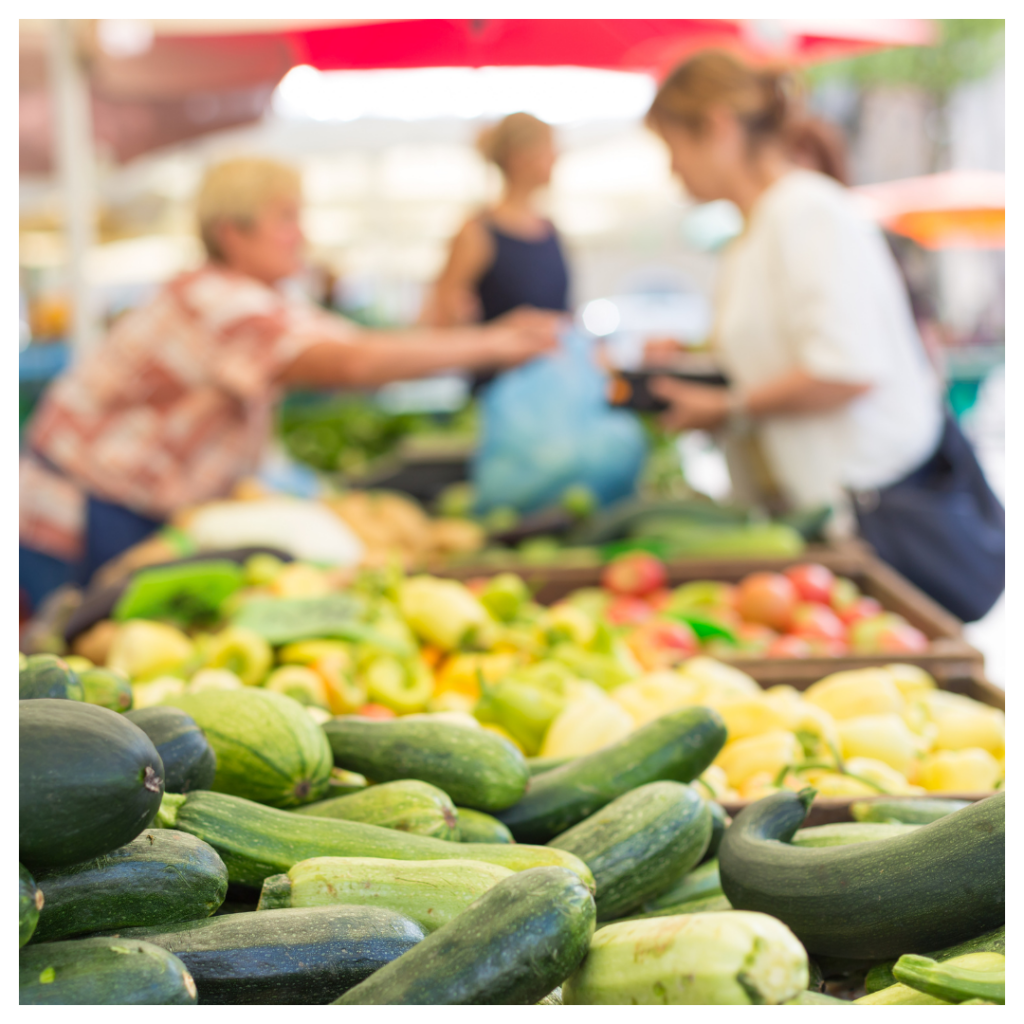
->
[[177, 264, 284, 325], [767, 169, 852, 218]]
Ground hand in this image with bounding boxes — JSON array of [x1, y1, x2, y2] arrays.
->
[[650, 377, 731, 432], [493, 305, 569, 333], [481, 312, 561, 368], [643, 337, 686, 366]]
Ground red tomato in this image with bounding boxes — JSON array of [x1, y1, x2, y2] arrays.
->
[[601, 552, 669, 597], [735, 621, 778, 654], [464, 577, 490, 596], [766, 635, 814, 659], [736, 572, 798, 632], [801, 637, 850, 657], [784, 563, 836, 604], [849, 614, 929, 655], [626, 620, 699, 670], [837, 595, 884, 626], [829, 576, 861, 615], [647, 587, 674, 612], [790, 602, 847, 642], [606, 595, 655, 626], [356, 703, 397, 720]]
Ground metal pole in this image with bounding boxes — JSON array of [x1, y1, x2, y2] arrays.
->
[[49, 19, 98, 355]]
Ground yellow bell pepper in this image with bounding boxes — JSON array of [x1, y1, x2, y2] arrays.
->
[[837, 713, 926, 776], [427, 690, 477, 715], [885, 663, 936, 700], [434, 652, 519, 701], [920, 691, 1005, 758], [737, 771, 783, 801], [611, 672, 704, 727], [315, 653, 368, 715], [677, 657, 761, 703], [187, 668, 244, 693], [203, 626, 272, 686], [263, 665, 329, 708], [270, 562, 333, 597], [545, 603, 598, 647], [279, 639, 353, 666], [398, 576, 493, 651], [716, 697, 792, 744], [130, 675, 187, 708], [362, 655, 434, 716], [805, 669, 904, 720], [798, 770, 879, 798], [715, 730, 803, 790], [695, 764, 733, 801], [539, 692, 635, 759], [761, 690, 841, 756], [843, 757, 924, 795], [917, 748, 1002, 792], [107, 620, 194, 682]]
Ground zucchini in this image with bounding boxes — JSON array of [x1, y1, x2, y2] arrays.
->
[[20, 864, 43, 948], [124, 706, 216, 794], [893, 951, 1004, 1004], [851, 797, 972, 825], [110, 904, 425, 1004], [31, 829, 228, 943], [855, 984, 951, 1005], [335, 866, 595, 1005], [718, 788, 1004, 959], [20, 935, 197, 1004], [548, 781, 711, 920], [702, 800, 728, 862], [19, 654, 83, 701], [527, 754, 573, 776], [20, 699, 165, 869], [257, 856, 514, 932], [167, 689, 332, 807], [322, 717, 528, 812], [786, 991, 849, 1004], [456, 807, 514, 844], [792, 821, 919, 846], [864, 925, 1004, 993], [159, 789, 595, 889], [562, 910, 809, 1004], [79, 667, 133, 712], [644, 858, 721, 912], [620, 892, 733, 923], [499, 707, 726, 844], [294, 779, 458, 839]]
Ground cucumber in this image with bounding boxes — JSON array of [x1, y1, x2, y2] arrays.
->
[[20, 699, 165, 869], [79, 667, 133, 712], [20, 864, 43, 948], [718, 788, 1004, 959], [792, 821, 920, 846], [160, 789, 595, 889], [527, 755, 573, 776], [851, 797, 973, 825], [893, 951, 1004, 1004], [167, 689, 332, 807], [864, 925, 1005, 993], [548, 781, 711, 921], [644, 858, 721, 912], [786, 991, 849, 1004], [294, 779, 458, 839], [109, 904, 424, 1004], [20, 935, 197, 1004], [456, 807, 514, 844], [31, 829, 228, 943], [703, 800, 728, 862], [124, 706, 216, 794], [19, 654, 83, 701], [499, 707, 726, 844], [334, 866, 595, 1005], [322, 717, 528, 812], [620, 892, 734, 923], [258, 856, 514, 932]]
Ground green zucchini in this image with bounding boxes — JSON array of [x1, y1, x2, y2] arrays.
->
[[792, 821, 919, 846], [31, 829, 228, 943], [159, 789, 595, 889], [20, 864, 43, 948], [19, 654, 83, 701], [322, 717, 528, 812], [334, 866, 595, 1005], [850, 797, 973, 825], [124, 706, 216, 794], [864, 925, 1005, 993], [893, 951, 1004, 1004], [20, 936, 197, 1004], [294, 779, 458, 839], [702, 800, 728, 862], [499, 707, 726, 844], [562, 910, 809, 1004], [20, 699, 165, 869], [527, 755, 573, 776], [549, 781, 711, 921], [257, 856, 514, 932], [537, 987, 563, 1004], [644, 857, 721, 912], [785, 991, 849, 1004], [79, 667, 133, 712], [718, 788, 1004, 959], [456, 807, 514, 844], [110, 904, 425, 1004], [855, 984, 951, 1005], [167, 689, 332, 807]]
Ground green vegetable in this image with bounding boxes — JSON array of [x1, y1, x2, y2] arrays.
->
[[703, 800, 728, 861], [562, 910, 809, 1004], [78, 667, 133, 712], [293, 779, 458, 839], [478, 573, 531, 622], [19, 653, 83, 701], [124, 706, 217, 794], [334, 866, 595, 1005], [855, 984, 950, 1005], [850, 797, 972, 825], [792, 821, 919, 846], [550, 643, 636, 690], [20, 864, 43, 948], [323, 716, 529, 812], [362, 654, 435, 715], [527, 754, 573, 776], [499, 706, 727, 844], [548, 781, 711, 921], [231, 593, 397, 649], [864, 925, 1005, 993], [644, 858, 721, 913], [114, 560, 244, 626], [20, 700, 164, 869], [474, 675, 567, 756], [718, 788, 1005, 960], [31, 829, 227, 943], [455, 807, 514, 844], [167, 689, 332, 807], [785, 991, 849, 1004], [257, 856, 513, 932], [19, 936, 197, 1004], [110, 904, 424, 1004], [893, 951, 1004, 1004], [158, 789, 595, 890]]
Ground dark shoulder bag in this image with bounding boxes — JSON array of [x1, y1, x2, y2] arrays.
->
[[851, 410, 1004, 623]]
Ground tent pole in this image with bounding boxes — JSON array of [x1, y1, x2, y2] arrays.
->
[[49, 19, 99, 356]]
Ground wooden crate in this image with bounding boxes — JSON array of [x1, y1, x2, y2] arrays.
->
[[437, 547, 984, 685]]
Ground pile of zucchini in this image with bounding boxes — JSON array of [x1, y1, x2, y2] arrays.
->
[[19, 655, 1004, 1005]]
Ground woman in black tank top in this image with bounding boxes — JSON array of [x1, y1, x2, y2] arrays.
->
[[425, 113, 570, 388]]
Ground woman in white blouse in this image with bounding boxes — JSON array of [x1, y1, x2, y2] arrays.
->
[[645, 51, 943, 522]]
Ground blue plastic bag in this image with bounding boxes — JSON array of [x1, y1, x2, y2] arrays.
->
[[471, 330, 647, 514]]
